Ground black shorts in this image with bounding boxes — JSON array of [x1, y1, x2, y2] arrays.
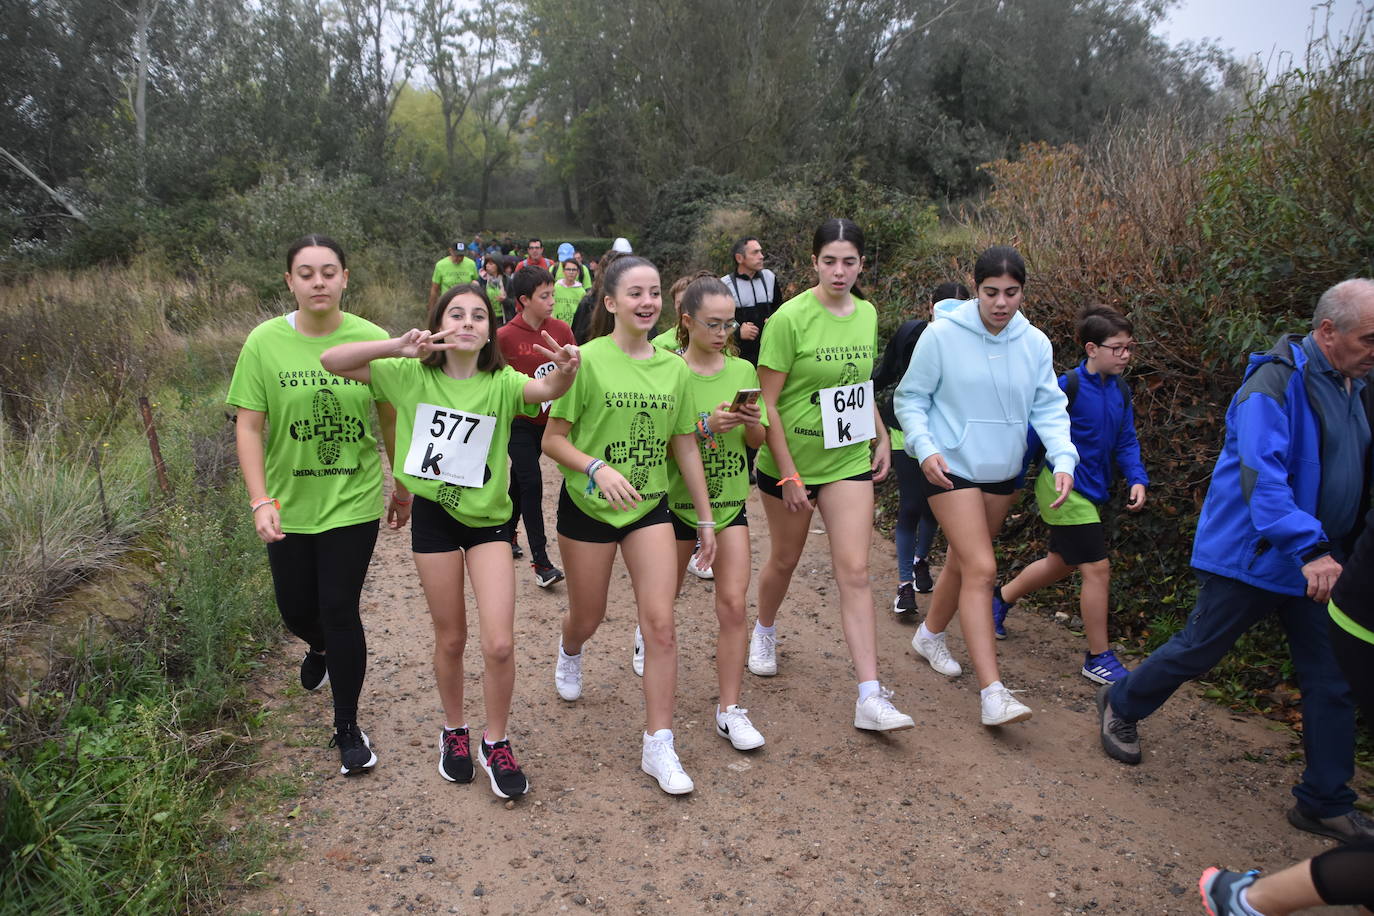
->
[[671, 509, 748, 542], [1047, 522, 1108, 566], [756, 469, 873, 503], [556, 485, 672, 544], [919, 472, 1017, 500], [411, 495, 513, 554]]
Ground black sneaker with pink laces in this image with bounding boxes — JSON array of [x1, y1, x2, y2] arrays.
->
[[479, 736, 529, 799], [438, 727, 474, 783]]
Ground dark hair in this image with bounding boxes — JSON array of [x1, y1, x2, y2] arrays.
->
[[973, 246, 1027, 287], [589, 255, 657, 340], [931, 281, 970, 303], [508, 265, 554, 306], [812, 218, 866, 299], [1076, 304, 1134, 347], [527, 237, 543, 248], [286, 234, 346, 271], [560, 258, 580, 274], [676, 275, 736, 353], [731, 236, 759, 261], [422, 283, 506, 372]]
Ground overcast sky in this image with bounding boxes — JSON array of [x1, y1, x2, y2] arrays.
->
[[1161, 0, 1369, 69]]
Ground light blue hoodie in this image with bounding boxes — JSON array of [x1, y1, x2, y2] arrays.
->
[[894, 298, 1077, 482]]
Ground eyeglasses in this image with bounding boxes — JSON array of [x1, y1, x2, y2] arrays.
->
[[1094, 343, 1134, 356], [688, 315, 740, 334]]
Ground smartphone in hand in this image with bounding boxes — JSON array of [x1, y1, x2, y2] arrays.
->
[[729, 388, 761, 412]]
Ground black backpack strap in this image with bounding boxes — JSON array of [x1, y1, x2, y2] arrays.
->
[[1063, 369, 1080, 411]]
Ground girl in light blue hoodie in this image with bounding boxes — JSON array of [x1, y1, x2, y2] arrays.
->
[[894, 246, 1078, 727]]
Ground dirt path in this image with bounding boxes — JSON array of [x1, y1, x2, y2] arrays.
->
[[232, 461, 1360, 916]]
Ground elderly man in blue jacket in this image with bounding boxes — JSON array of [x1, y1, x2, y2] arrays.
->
[[1097, 278, 1374, 843]]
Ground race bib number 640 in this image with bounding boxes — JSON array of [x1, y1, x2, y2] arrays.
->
[[819, 380, 875, 449], [403, 402, 497, 487]]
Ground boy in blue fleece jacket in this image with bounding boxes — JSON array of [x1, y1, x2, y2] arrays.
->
[[992, 306, 1149, 684]]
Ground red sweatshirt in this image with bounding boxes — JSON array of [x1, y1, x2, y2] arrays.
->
[[497, 313, 575, 425]]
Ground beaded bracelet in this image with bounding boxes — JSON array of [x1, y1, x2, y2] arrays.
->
[[585, 459, 606, 495], [695, 520, 716, 528], [250, 497, 280, 513]]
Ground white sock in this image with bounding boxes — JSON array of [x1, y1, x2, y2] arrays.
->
[[646, 728, 674, 743], [444, 723, 468, 733], [857, 680, 880, 701], [917, 621, 943, 642], [1237, 887, 1265, 916], [980, 680, 1005, 700], [559, 642, 580, 660], [753, 622, 776, 637]]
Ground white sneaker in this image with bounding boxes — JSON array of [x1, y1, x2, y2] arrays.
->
[[641, 733, 694, 794], [715, 705, 766, 750], [854, 687, 915, 731], [981, 684, 1033, 726], [911, 629, 962, 677], [555, 643, 583, 701], [747, 629, 777, 676], [632, 626, 645, 677], [686, 552, 714, 580]]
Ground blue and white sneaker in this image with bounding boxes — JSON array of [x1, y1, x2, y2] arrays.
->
[[1198, 867, 1259, 916], [1081, 649, 1129, 685], [991, 591, 1011, 639]]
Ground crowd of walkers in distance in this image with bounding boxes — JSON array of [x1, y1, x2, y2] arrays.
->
[[230, 222, 1374, 916]]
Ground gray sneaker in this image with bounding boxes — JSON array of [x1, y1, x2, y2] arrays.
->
[[1096, 685, 1141, 765], [1287, 805, 1374, 843]]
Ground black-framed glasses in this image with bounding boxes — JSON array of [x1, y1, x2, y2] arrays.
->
[[688, 315, 740, 334], [1097, 343, 1134, 356]]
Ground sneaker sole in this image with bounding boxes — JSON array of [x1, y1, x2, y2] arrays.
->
[[632, 656, 644, 677], [1285, 806, 1365, 842], [555, 684, 581, 701], [1081, 666, 1123, 686], [715, 723, 766, 750], [994, 630, 1008, 640], [747, 662, 777, 677], [892, 596, 915, 614], [535, 572, 564, 588], [981, 707, 1032, 726], [1096, 685, 1142, 765], [641, 763, 694, 795], [480, 756, 528, 799], [854, 716, 915, 732], [303, 671, 330, 691], [1197, 868, 1223, 916], [340, 731, 377, 776]]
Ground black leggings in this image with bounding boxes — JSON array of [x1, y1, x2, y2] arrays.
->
[[265, 521, 378, 729], [507, 419, 549, 562], [1311, 622, 1374, 908]]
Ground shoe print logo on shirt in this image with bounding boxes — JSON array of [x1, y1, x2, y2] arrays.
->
[[700, 441, 744, 499], [289, 389, 365, 465], [604, 411, 663, 491], [436, 466, 493, 513], [810, 362, 861, 405]]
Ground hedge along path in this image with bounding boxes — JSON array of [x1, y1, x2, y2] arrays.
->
[[233, 455, 1358, 915]]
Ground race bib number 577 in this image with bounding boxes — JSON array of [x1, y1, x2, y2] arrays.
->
[[403, 403, 497, 487], [819, 380, 875, 449]]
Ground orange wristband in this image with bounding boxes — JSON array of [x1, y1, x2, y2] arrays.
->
[[250, 497, 280, 512], [778, 473, 804, 489]]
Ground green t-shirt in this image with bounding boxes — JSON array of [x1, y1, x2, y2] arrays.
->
[[226, 313, 389, 534], [432, 256, 478, 291], [667, 356, 767, 528], [889, 426, 905, 453], [550, 335, 695, 527], [1034, 465, 1100, 526], [651, 327, 682, 352], [579, 264, 593, 288], [368, 359, 536, 528], [553, 282, 584, 324], [756, 289, 878, 485]]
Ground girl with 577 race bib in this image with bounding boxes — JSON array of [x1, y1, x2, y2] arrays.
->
[[321, 282, 580, 800]]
